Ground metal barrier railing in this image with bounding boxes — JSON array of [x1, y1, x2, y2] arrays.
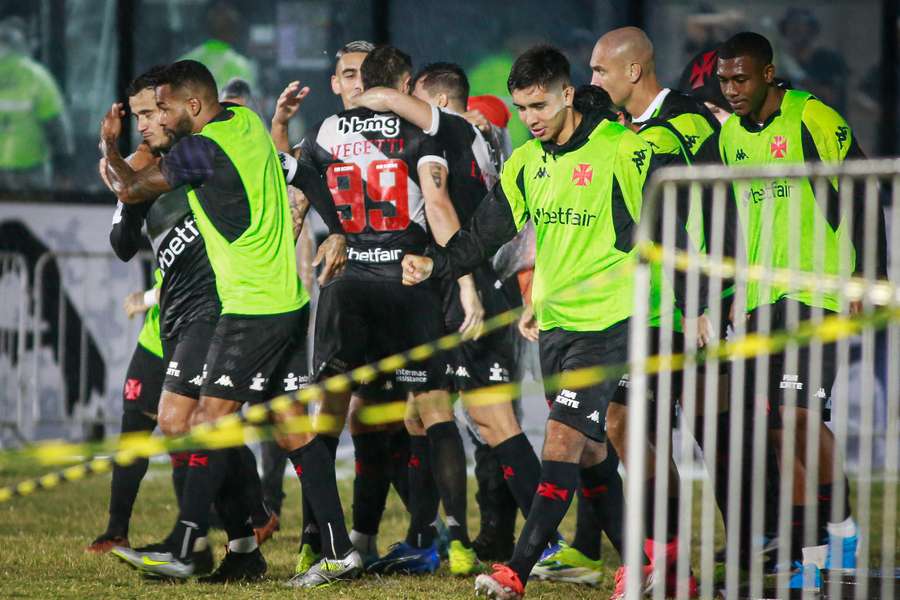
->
[[0, 252, 30, 447], [626, 159, 898, 600], [30, 250, 153, 441]]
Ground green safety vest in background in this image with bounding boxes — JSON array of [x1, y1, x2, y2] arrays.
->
[[187, 106, 307, 316], [179, 39, 258, 90], [500, 116, 650, 332], [719, 89, 855, 313], [0, 52, 65, 169]]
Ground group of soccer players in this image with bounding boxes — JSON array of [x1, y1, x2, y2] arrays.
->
[[85, 23, 883, 600]]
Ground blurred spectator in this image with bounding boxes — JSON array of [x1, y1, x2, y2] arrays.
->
[[857, 18, 900, 141], [683, 5, 744, 58], [778, 7, 848, 113], [179, 1, 258, 91], [219, 76, 261, 115], [0, 16, 73, 190]]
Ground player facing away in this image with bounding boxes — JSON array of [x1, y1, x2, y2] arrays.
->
[[273, 41, 420, 573], [100, 59, 348, 584], [716, 32, 886, 585], [353, 61, 545, 573], [402, 46, 709, 600], [290, 44, 483, 583]]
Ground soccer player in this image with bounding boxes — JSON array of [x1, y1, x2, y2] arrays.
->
[[273, 41, 419, 572], [716, 32, 886, 582], [402, 45, 706, 600], [85, 280, 167, 554], [353, 61, 542, 568], [292, 45, 483, 582], [99, 59, 348, 582]]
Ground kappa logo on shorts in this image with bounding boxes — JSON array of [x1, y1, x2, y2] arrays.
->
[[554, 389, 579, 409], [396, 368, 428, 383], [489, 362, 508, 382], [249, 372, 267, 392], [587, 410, 601, 423], [445, 364, 454, 375], [166, 361, 181, 377], [455, 366, 470, 378], [124, 378, 142, 401], [815, 387, 827, 399], [283, 372, 308, 392], [779, 373, 803, 391], [189, 363, 208, 387], [214, 374, 234, 388]]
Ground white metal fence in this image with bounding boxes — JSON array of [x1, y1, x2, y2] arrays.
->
[[625, 159, 898, 600]]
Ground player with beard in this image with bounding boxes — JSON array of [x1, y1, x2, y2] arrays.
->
[[401, 45, 710, 600], [717, 32, 886, 584], [101, 59, 348, 583], [288, 45, 484, 583], [272, 41, 422, 573], [354, 61, 543, 568]]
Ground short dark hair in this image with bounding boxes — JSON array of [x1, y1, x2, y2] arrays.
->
[[507, 45, 571, 93], [361, 45, 413, 90], [335, 40, 374, 60], [126, 65, 167, 98], [573, 84, 615, 116], [412, 62, 470, 105], [718, 32, 774, 66], [158, 59, 219, 100]]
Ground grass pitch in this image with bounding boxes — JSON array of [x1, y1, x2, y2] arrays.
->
[[0, 460, 894, 599]]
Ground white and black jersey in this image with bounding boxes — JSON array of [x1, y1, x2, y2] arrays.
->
[[297, 107, 448, 281], [109, 187, 219, 339]]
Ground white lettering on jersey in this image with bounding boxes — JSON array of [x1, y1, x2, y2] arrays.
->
[[347, 247, 404, 263], [157, 216, 201, 277], [337, 114, 400, 137]]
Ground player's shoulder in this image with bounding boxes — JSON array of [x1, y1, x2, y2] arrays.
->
[[800, 95, 849, 132]]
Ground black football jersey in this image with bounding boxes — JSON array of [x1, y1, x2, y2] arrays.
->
[[299, 107, 448, 280]]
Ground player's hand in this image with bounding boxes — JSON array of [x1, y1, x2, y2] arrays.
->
[[688, 313, 713, 348], [463, 109, 492, 134], [99, 102, 125, 156], [402, 255, 433, 286], [518, 303, 539, 342], [273, 81, 309, 126], [849, 299, 863, 315], [128, 143, 158, 171], [354, 88, 392, 112], [123, 291, 150, 319], [457, 278, 485, 340], [313, 233, 347, 285]]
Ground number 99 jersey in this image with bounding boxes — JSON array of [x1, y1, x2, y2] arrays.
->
[[298, 107, 449, 282]]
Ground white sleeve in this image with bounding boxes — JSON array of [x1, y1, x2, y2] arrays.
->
[[423, 104, 441, 136]]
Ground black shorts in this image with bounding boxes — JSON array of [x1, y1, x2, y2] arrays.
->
[[122, 343, 166, 415], [442, 266, 517, 392], [356, 372, 403, 403], [313, 278, 445, 394], [612, 327, 685, 406], [539, 319, 630, 442], [745, 299, 837, 428], [161, 320, 217, 400], [202, 306, 310, 404]]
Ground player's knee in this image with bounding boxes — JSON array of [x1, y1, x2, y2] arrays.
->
[[158, 411, 190, 437], [542, 419, 587, 462], [580, 440, 608, 467], [404, 416, 425, 436]]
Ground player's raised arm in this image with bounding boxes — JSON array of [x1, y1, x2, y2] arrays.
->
[[355, 86, 435, 132], [99, 103, 172, 204], [271, 81, 309, 154]]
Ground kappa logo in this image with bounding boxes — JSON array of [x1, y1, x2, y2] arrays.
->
[[587, 410, 601, 423], [770, 135, 788, 159], [684, 134, 699, 150], [124, 378, 142, 401], [214, 374, 234, 388], [336, 114, 400, 137], [735, 148, 749, 161], [455, 366, 471, 378], [815, 387, 827, 399], [166, 361, 181, 377], [249, 372, 267, 391], [445, 364, 454, 375], [189, 363, 208, 387], [283, 372, 306, 392], [534, 166, 550, 179], [779, 373, 803, 391], [537, 482, 570, 501], [631, 149, 647, 174], [835, 125, 849, 150], [489, 362, 508, 382], [572, 163, 593, 186], [554, 388, 579, 408]]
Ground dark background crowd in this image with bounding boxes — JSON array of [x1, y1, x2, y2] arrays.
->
[[0, 0, 896, 197]]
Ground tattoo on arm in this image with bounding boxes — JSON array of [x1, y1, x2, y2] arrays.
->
[[429, 164, 444, 189], [104, 148, 171, 204]]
